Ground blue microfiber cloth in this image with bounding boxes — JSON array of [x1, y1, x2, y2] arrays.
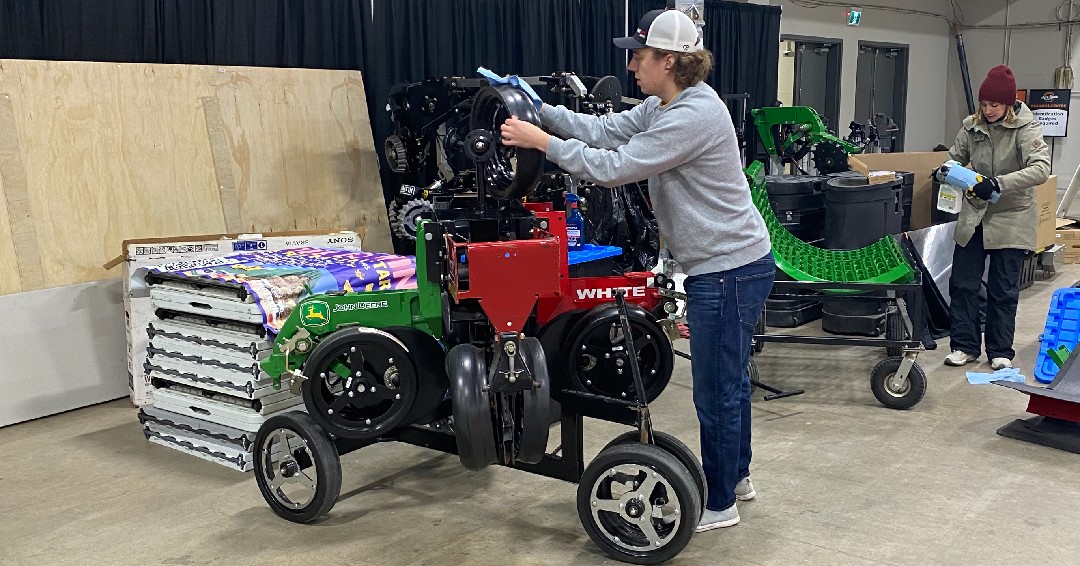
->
[[477, 67, 543, 112], [966, 367, 1026, 385]]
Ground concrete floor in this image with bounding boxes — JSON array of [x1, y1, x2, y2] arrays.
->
[[3, 266, 1080, 566]]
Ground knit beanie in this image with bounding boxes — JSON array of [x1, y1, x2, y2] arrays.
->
[[978, 65, 1017, 105]]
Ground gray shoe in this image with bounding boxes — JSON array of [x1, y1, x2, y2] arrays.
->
[[696, 503, 740, 532], [735, 476, 756, 501], [944, 350, 978, 366]]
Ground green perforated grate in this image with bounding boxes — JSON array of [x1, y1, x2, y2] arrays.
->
[[746, 162, 914, 284]]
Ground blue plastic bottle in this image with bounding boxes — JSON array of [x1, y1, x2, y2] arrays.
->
[[565, 193, 585, 251]]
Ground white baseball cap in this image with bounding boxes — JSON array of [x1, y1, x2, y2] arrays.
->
[[613, 9, 703, 53]]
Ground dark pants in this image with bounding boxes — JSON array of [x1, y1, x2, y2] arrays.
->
[[948, 225, 1026, 360], [684, 252, 774, 511]]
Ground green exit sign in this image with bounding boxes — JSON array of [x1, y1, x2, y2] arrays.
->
[[847, 10, 862, 26]]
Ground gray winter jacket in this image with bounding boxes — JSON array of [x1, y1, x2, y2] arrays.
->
[[948, 101, 1051, 250]]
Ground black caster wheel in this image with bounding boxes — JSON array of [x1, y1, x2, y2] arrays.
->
[[870, 356, 927, 410], [747, 356, 760, 395], [753, 305, 766, 353], [253, 412, 342, 523], [566, 304, 673, 402], [516, 337, 551, 464], [447, 344, 497, 470], [884, 305, 907, 358], [578, 443, 700, 565], [603, 431, 706, 520], [301, 327, 440, 440]]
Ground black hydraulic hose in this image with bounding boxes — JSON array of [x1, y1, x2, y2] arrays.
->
[[955, 28, 976, 115]]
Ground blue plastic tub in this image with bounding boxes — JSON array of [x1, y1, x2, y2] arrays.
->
[[568, 244, 623, 265], [1034, 288, 1080, 383]]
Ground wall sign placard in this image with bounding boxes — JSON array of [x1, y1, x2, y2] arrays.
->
[[1027, 88, 1070, 137]]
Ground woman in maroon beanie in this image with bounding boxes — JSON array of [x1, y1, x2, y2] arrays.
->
[[943, 64, 1050, 370]]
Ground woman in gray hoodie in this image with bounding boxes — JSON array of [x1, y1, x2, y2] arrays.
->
[[501, 8, 773, 533]]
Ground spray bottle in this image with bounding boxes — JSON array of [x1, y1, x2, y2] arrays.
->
[[934, 159, 1000, 214], [565, 193, 585, 251]]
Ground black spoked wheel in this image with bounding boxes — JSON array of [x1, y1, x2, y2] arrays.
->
[[747, 356, 760, 395], [469, 85, 544, 200], [603, 431, 706, 520], [253, 412, 342, 523], [577, 443, 700, 565], [870, 356, 927, 410], [447, 344, 497, 470], [301, 328, 421, 439], [753, 305, 766, 353], [516, 337, 551, 464], [567, 305, 673, 402], [885, 305, 907, 357]]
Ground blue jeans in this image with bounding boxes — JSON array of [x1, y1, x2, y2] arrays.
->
[[685, 252, 774, 511]]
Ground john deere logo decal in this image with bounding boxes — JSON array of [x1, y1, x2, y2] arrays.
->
[[301, 300, 331, 326]]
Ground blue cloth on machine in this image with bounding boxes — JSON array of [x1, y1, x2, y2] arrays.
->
[[477, 66, 543, 111]]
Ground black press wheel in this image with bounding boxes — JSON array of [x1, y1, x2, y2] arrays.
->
[[567, 304, 673, 403], [516, 337, 551, 464], [447, 344, 497, 470], [870, 356, 927, 410], [253, 412, 342, 523], [578, 443, 700, 565], [301, 328, 423, 440], [603, 431, 706, 520], [884, 305, 907, 357]]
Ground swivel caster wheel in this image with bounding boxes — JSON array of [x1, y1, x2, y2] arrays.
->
[[602, 430, 706, 520], [870, 356, 927, 410], [253, 412, 342, 523], [577, 443, 700, 565], [753, 305, 766, 353], [884, 305, 907, 358]]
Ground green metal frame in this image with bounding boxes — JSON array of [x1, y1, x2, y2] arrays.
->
[[751, 106, 860, 158], [261, 220, 443, 386]]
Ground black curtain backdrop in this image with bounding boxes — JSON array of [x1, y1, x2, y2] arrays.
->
[[627, 0, 780, 111], [0, 1, 368, 69], [0, 0, 780, 211]]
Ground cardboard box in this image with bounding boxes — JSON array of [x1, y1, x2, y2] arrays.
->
[[113, 230, 364, 406], [1055, 227, 1080, 263], [1035, 175, 1058, 251], [848, 151, 950, 230]]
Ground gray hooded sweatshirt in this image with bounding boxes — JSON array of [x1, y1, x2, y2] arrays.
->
[[541, 82, 770, 276]]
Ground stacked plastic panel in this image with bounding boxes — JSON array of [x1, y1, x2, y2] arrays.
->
[[749, 176, 914, 284], [139, 285, 304, 472]]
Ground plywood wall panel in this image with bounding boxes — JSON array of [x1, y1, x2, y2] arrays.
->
[[0, 139, 23, 295], [210, 68, 389, 252], [0, 60, 388, 295]]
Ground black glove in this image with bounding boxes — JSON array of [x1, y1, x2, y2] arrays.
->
[[968, 177, 1000, 201]]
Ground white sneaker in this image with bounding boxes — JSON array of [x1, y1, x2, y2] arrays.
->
[[734, 477, 756, 501], [696, 503, 740, 532], [991, 357, 1013, 370], [944, 350, 978, 366]]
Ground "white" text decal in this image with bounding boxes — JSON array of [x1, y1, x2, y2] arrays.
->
[[576, 286, 646, 300]]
